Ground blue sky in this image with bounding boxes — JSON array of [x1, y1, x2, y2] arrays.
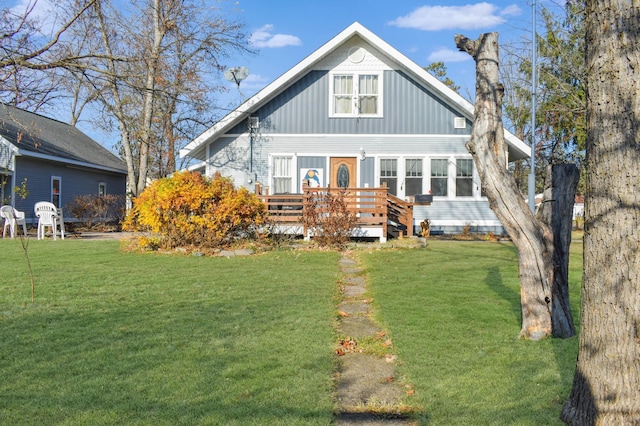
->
[[223, 0, 535, 105]]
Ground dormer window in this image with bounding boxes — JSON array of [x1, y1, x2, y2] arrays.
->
[[331, 73, 382, 117]]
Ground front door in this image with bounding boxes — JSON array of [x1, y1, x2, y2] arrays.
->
[[329, 157, 357, 189]]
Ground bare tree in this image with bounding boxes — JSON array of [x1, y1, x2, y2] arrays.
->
[[76, 0, 250, 196], [2, 0, 250, 196], [561, 0, 640, 423], [455, 33, 576, 340], [0, 0, 98, 110]]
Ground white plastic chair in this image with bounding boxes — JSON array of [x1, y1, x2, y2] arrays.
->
[[34, 201, 64, 240], [1, 205, 27, 238]]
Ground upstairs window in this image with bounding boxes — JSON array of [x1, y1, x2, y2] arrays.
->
[[331, 73, 381, 117]]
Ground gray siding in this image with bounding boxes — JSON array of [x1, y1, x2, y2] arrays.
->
[[413, 199, 505, 234], [230, 70, 471, 135], [360, 157, 375, 187], [14, 157, 126, 223]]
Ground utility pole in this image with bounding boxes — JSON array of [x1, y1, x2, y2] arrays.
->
[[528, 0, 537, 212]]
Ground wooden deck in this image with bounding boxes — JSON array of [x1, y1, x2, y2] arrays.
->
[[259, 187, 416, 242]]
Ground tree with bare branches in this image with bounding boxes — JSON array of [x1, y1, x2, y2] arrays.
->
[[455, 33, 577, 340]]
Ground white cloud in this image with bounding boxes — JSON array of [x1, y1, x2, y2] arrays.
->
[[500, 4, 522, 17], [249, 25, 302, 48], [388, 3, 515, 31], [427, 48, 473, 63]]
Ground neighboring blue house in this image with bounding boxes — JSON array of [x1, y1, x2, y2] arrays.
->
[[0, 103, 127, 223], [180, 22, 530, 235]]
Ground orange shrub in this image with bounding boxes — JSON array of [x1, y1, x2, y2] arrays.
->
[[124, 171, 267, 249]]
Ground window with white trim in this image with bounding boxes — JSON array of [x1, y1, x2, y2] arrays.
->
[[430, 159, 448, 196], [51, 176, 61, 207], [331, 73, 381, 117], [456, 159, 474, 197], [379, 158, 397, 196], [98, 181, 106, 196], [272, 156, 292, 194], [404, 158, 423, 197]]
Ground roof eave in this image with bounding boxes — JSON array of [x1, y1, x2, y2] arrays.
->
[[18, 149, 127, 175], [180, 22, 530, 162]]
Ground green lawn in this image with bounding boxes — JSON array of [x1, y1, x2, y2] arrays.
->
[[361, 240, 583, 425], [0, 238, 583, 425], [0, 239, 340, 425]]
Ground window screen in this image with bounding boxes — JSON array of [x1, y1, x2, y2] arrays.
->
[[430, 159, 448, 196], [405, 159, 423, 196], [380, 158, 397, 196], [456, 159, 474, 196]]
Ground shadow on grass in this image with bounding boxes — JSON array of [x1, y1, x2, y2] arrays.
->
[[0, 304, 335, 425], [483, 265, 522, 322]]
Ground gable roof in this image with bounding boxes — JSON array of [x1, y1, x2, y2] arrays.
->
[[180, 22, 531, 162], [0, 103, 126, 173]]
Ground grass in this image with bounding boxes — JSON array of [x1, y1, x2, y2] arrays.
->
[[360, 240, 583, 425], [1, 237, 584, 425], [0, 239, 340, 425]]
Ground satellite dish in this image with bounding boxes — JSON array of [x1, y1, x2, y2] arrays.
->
[[224, 66, 249, 88]]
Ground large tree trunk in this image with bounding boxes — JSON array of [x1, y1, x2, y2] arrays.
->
[[455, 33, 574, 340], [561, 1, 640, 423], [536, 164, 579, 338]]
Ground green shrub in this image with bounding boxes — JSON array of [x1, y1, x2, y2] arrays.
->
[[124, 171, 267, 249]]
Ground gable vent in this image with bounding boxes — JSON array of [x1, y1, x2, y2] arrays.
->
[[454, 117, 466, 129]]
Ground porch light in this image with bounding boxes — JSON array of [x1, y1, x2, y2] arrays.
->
[[360, 147, 366, 160]]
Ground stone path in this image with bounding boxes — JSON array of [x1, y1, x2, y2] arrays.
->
[[333, 254, 417, 425]]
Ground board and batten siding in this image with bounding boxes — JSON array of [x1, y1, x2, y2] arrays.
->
[[227, 70, 471, 136]]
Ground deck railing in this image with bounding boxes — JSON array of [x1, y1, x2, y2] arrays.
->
[[258, 187, 415, 238]]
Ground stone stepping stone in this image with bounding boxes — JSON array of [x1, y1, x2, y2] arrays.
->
[[336, 353, 406, 408], [337, 301, 370, 316], [343, 285, 366, 298], [338, 317, 381, 339]]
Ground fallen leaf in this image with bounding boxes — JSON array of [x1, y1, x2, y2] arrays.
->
[[382, 339, 393, 348], [362, 298, 374, 304], [335, 348, 345, 356], [406, 389, 415, 395], [337, 310, 350, 317], [374, 331, 386, 339], [385, 354, 397, 363], [385, 376, 395, 383]]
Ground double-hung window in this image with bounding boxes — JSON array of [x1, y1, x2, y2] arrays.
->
[[272, 156, 292, 194], [405, 159, 423, 196], [430, 159, 448, 196], [379, 159, 397, 196], [331, 73, 381, 117], [456, 159, 474, 197]]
